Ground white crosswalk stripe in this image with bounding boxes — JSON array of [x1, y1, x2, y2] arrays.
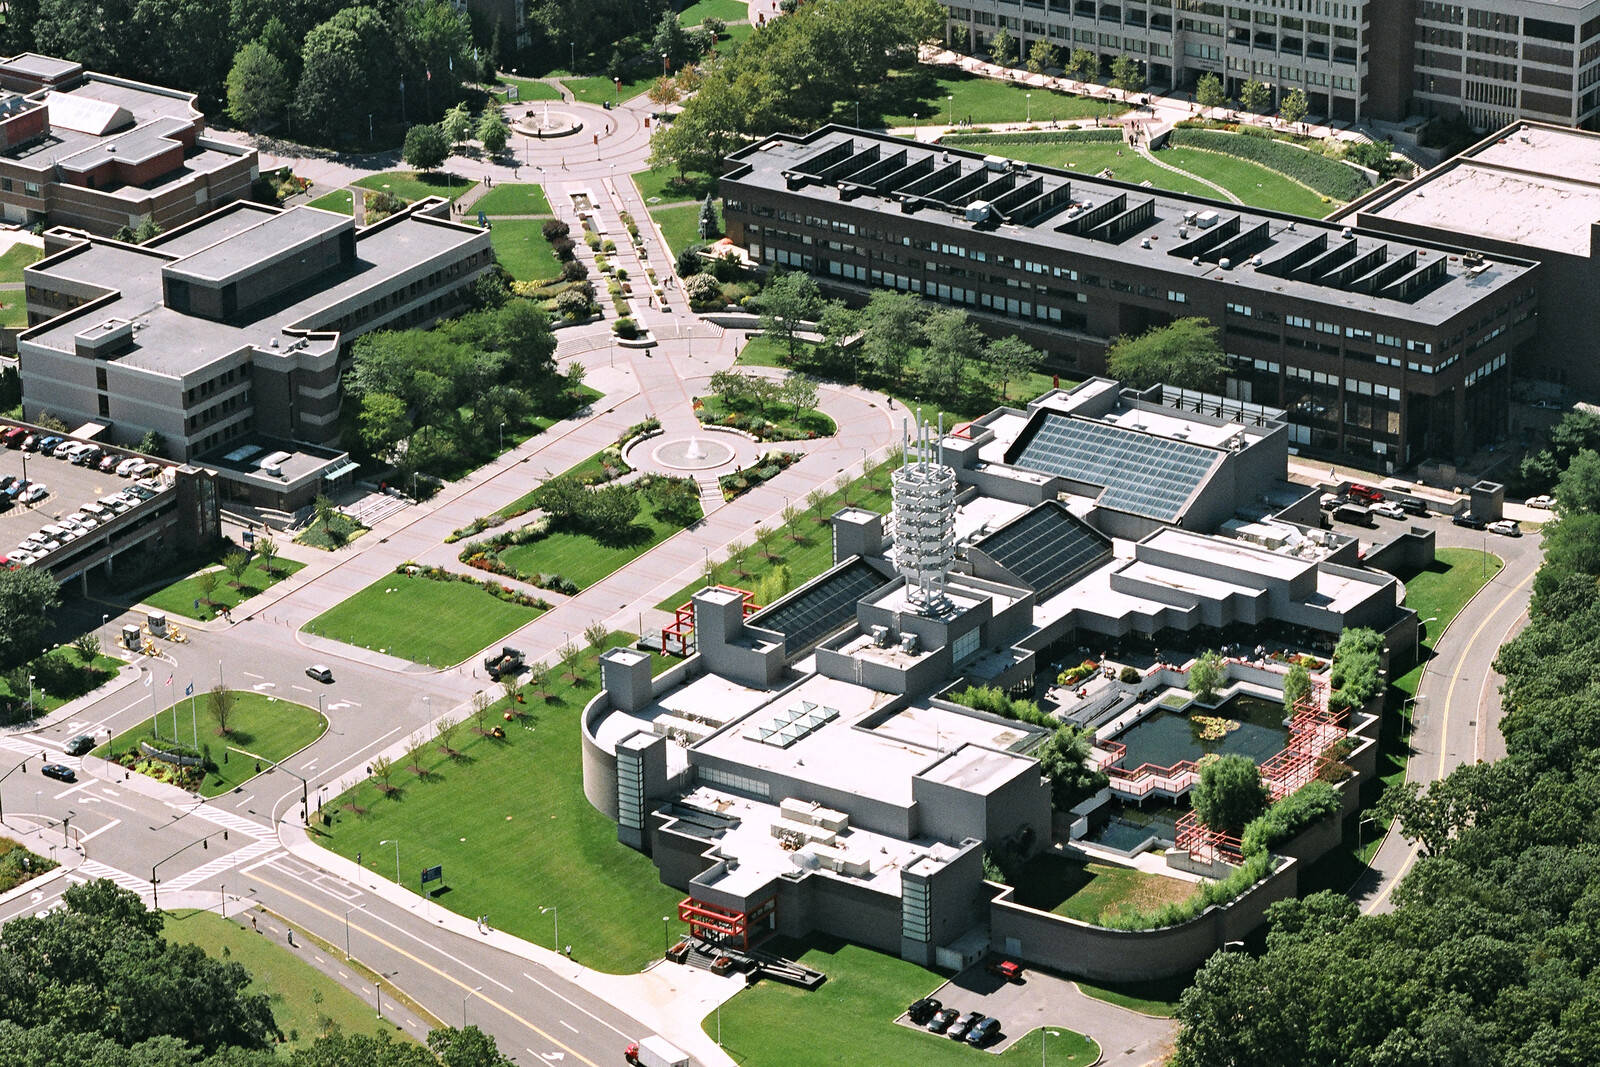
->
[[77, 859, 152, 894], [185, 804, 272, 840], [163, 842, 281, 891]]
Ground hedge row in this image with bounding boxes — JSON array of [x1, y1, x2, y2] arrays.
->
[[1240, 780, 1341, 856], [940, 128, 1122, 147], [1167, 127, 1368, 201]]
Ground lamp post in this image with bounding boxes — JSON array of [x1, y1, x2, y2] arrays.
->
[[463, 985, 482, 1028], [703, 547, 712, 586], [946, 94, 953, 127], [380, 838, 400, 884], [1026, 92, 1032, 124], [540, 904, 559, 950], [662, 915, 672, 954], [26, 674, 32, 711], [1043, 1028, 1062, 1067], [1414, 616, 1438, 665]]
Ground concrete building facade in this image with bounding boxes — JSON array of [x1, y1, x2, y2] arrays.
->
[[721, 126, 1539, 469], [0, 53, 257, 235]]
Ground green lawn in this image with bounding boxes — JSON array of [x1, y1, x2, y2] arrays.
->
[[1160, 146, 1336, 217], [0, 648, 125, 712], [295, 512, 367, 552], [876, 68, 1109, 128], [304, 572, 543, 667], [307, 189, 355, 215], [489, 218, 560, 281], [562, 73, 656, 106], [945, 139, 1215, 198], [656, 459, 896, 610], [711, 935, 1099, 1066], [496, 75, 564, 102], [679, 0, 747, 24], [720, 21, 755, 47], [473, 183, 552, 216], [499, 493, 700, 591], [0, 242, 42, 284], [736, 334, 1061, 424], [316, 632, 684, 974], [1008, 853, 1198, 923], [695, 392, 835, 440], [651, 202, 714, 256], [144, 557, 306, 621], [1071, 975, 1186, 1017], [634, 165, 717, 205], [353, 170, 477, 204], [163, 910, 400, 1049], [0, 300, 26, 327], [96, 691, 327, 798]]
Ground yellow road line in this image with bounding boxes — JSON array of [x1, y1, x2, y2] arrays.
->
[[246, 870, 598, 1066]]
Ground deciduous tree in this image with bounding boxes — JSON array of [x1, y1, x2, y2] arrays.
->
[[1190, 754, 1267, 834], [402, 123, 450, 172], [1238, 78, 1269, 113], [1195, 72, 1226, 111], [756, 272, 823, 363], [1104, 316, 1227, 390], [225, 39, 290, 130], [983, 335, 1044, 400], [0, 565, 60, 666]]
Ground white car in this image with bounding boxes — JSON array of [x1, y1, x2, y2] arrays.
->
[[1488, 519, 1522, 537], [19, 484, 47, 503], [1525, 494, 1554, 509], [1369, 501, 1406, 519], [115, 457, 144, 477]]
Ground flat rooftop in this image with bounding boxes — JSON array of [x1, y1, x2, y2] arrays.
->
[[726, 127, 1536, 324], [1, 53, 83, 81], [1359, 123, 1600, 257], [919, 743, 1038, 796], [164, 208, 351, 286]]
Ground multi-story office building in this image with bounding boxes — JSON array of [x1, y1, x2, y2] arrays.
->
[[0, 52, 257, 235], [943, 0, 1600, 128], [720, 126, 1539, 468], [17, 199, 492, 507]]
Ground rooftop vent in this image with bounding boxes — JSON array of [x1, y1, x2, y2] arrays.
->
[[1219, 257, 1232, 270]]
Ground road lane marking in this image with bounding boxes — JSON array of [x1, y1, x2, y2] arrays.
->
[[243, 871, 596, 1067], [77, 818, 121, 844], [560, 1020, 579, 1034], [521, 971, 635, 1042]]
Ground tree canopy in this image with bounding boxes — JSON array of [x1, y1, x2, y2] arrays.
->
[[1104, 316, 1227, 391], [0, 563, 60, 666], [1189, 754, 1267, 834]]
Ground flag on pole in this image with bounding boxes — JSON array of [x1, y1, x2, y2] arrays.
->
[[144, 671, 152, 687], [185, 682, 194, 697], [165, 675, 173, 687]]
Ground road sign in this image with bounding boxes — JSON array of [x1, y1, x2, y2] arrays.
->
[[421, 864, 443, 885]]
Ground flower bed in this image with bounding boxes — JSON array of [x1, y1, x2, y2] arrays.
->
[[1057, 659, 1100, 687], [719, 451, 802, 501], [395, 563, 551, 610]]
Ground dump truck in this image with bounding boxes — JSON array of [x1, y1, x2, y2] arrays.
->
[[483, 646, 525, 679]]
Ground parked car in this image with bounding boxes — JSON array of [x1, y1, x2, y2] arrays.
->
[[40, 763, 76, 783], [115, 457, 144, 477], [1369, 501, 1406, 520], [1488, 519, 1521, 537], [987, 959, 1023, 982], [97, 453, 121, 473], [948, 1011, 983, 1041], [907, 997, 942, 1025], [36, 435, 59, 454], [306, 664, 334, 683], [5, 478, 26, 499], [73, 448, 103, 467], [0, 475, 14, 493], [64, 734, 95, 756], [1452, 512, 1488, 530], [1346, 483, 1384, 504], [19, 484, 48, 503], [20, 434, 37, 451], [1318, 492, 1342, 511], [1332, 503, 1374, 527], [966, 1017, 1001, 1047], [7, 551, 31, 565], [1526, 494, 1555, 509], [927, 1008, 959, 1034]]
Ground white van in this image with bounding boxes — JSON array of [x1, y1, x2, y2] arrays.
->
[[38, 523, 66, 539], [81, 502, 110, 521]]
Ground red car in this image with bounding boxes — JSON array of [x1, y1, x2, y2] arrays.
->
[[988, 959, 1022, 981], [1346, 483, 1383, 504]]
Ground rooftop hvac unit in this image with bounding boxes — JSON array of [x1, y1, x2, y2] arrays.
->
[[899, 632, 920, 654], [1195, 211, 1219, 228], [965, 200, 992, 222], [983, 155, 1007, 171], [870, 624, 891, 647], [1219, 257, 1232, 270]]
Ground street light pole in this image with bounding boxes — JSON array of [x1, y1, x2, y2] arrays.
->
[[1026, 92, 1032, 124], [541, 904, 559, 950], [1414, 616, 1438, 665], [381, 838, 400, 883], [663, 915, 671, 954]]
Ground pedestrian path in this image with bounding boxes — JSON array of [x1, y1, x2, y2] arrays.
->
[[1136, 145, 1241, 203]]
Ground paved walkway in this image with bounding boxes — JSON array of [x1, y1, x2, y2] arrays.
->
[[1136, 144, 1241, 203]]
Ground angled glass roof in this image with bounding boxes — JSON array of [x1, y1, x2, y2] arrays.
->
[[751, 557, 889, 653], [972, 502, 1111, 599], [1007, 413, 1220, 521]]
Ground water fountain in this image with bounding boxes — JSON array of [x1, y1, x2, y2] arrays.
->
[[513, 103, 581, 139]]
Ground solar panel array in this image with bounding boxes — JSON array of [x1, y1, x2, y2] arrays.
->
[[973, 503, 1111, 599], [744, 701, 840, 748], [754, 558, 889, 653], [1010, 414, 1219, 521]]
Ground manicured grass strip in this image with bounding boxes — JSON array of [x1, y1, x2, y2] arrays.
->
[[1071, 975, 1186, 1017], [711, 935, 1100, 1066], [473, 182, 552, 216], [0, 648, 124, 711], [162, 910, 401, 1049], [878, 68, 1109, 128], [1160, 147, 1336, 217], [695, 392, 835, 439], [1009, 853, 1198, 923], [317, 632, 683, 974], [488, 218, 559, 281], [96, 691, 327, 798], [496, 75, 563, 102], [0, 242, 43, 284], [144, 557, 305, 621], [307, 189, 355, 215], [945, 138, 1216, 199], [498, 494, 699, 591], [304, 572, 543, 667], [353, 170, 477, 204], [633, 165, 716, 204], [650, 202, 713, 257], [656, 459, 896, 611], [678, 0, 747, 24], [561, 73, 655, 106]]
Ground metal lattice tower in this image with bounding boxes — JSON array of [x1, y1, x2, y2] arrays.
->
[[892, 413, 957, 616]]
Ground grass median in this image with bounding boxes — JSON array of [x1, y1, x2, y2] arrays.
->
[[353, 170, 477, 204], [315, 632, 683, 974], [474, 183, 552, 216], [303, 571, 545, 668], [144, 557, 305, 621]]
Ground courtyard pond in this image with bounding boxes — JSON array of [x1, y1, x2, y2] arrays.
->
[[1112, 692, 1290, 770]]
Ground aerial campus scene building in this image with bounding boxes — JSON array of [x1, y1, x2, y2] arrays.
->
[[0, 1, 1595, 1063]]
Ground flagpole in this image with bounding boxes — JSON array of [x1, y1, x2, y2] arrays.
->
[[148, 671, 158, 738], [190, 683, 198, 749], [170, 678, 178, 740]]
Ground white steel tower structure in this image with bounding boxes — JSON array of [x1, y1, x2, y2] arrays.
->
[[892, 413, 957, 616]]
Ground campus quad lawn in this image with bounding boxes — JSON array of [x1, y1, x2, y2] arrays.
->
[[162, 910, 401, 1049], [655, 459, 896, 611], [948, 138, 1215, 198], [0, 242, 42, 284], [561, 73, 655, 106], [0, 301, 25, 327], [710, 935, 1100, 1066], [304, 572, 544, 667], [144, 557, 306, 621], [875, 68, 1107, 128], [488, 218, 559, 281], [633, 165, 716, 204], [695, 392, 835, 440], [498, 492, 702, 591], [353, 170, 477, 204], [95, 692, 327, 798], [1160, 146, 1337, 217], [496, 75, 563, 102], [317, 633, 684, 974], [0, 648, 125, 712], [1008, 852, 1197, 923], [678, 0, 747, 24], [472, 182, 552, 216], [650, 202, 713, 257], [306, 189, 355, 214]]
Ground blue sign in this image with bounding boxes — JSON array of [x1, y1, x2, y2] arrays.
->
[[421, 865, 443, 885]]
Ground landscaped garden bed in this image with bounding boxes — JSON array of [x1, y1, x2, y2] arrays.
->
[[719, 450, 802, 501]]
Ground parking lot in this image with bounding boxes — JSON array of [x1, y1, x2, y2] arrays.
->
[[0, 441, 153, 556]]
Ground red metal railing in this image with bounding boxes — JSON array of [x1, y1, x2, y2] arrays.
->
[[660, 585, 759, 657], [678, 894, 776, 951]]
